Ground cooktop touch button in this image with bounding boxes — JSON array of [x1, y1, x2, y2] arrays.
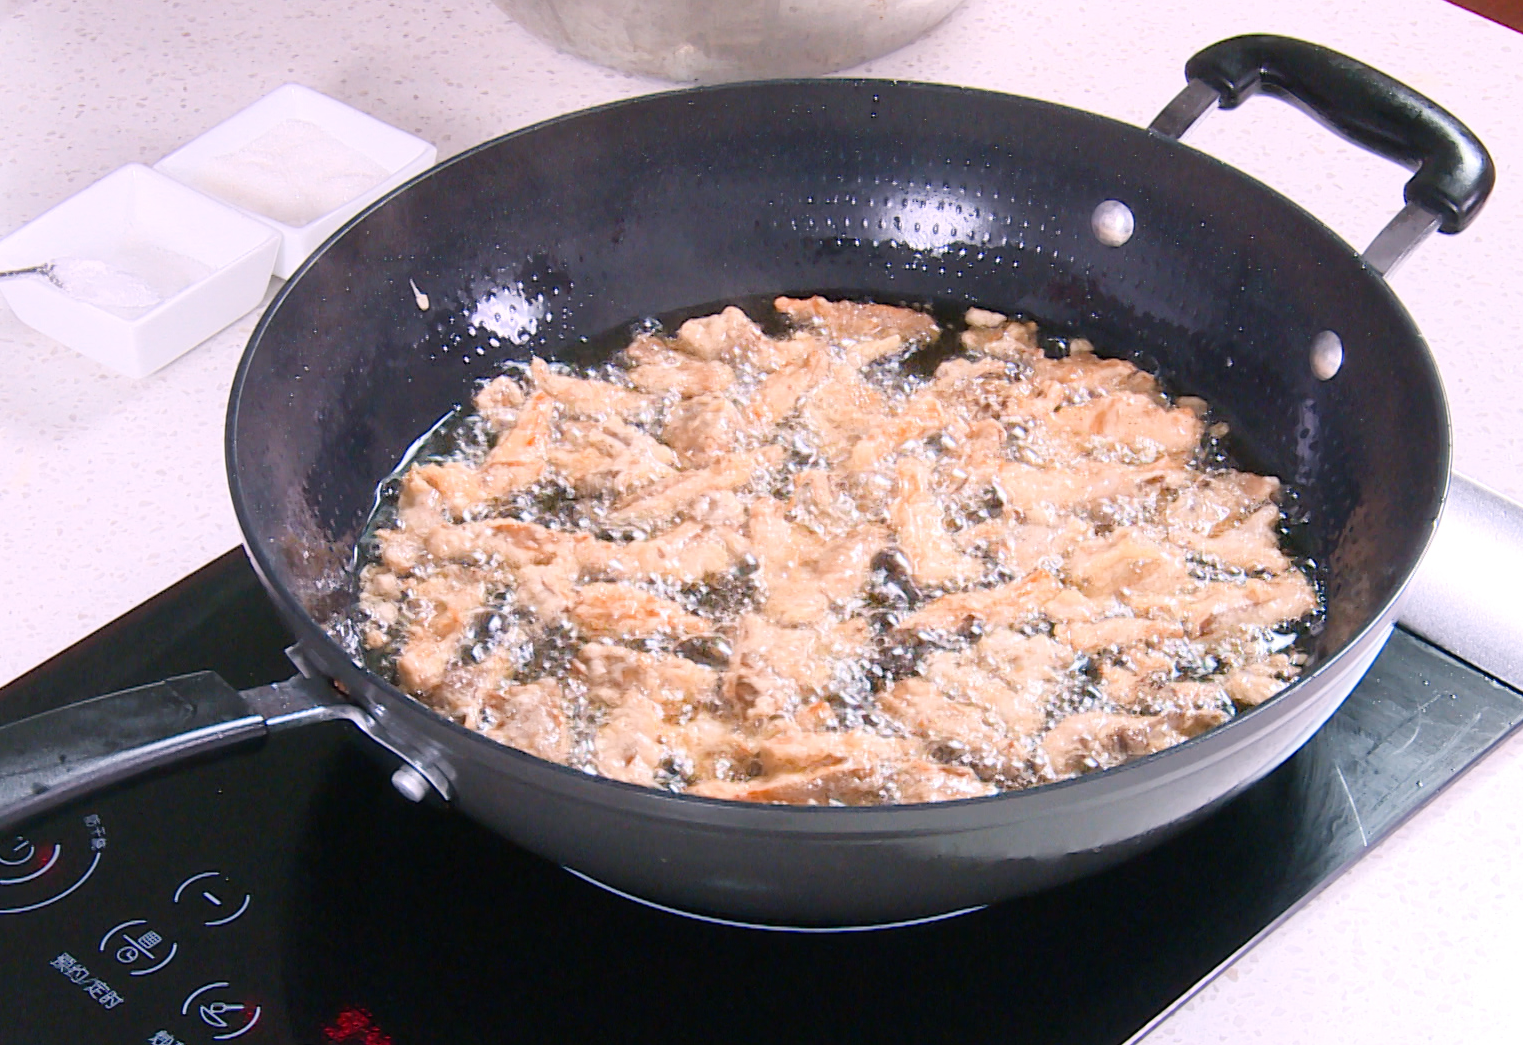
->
[[98, 917, 178, 974], [0, 834, 55, 884], [173, 870, 251, 927], [0, 815, 105, 916], [182, 981, 263, 1040], [1, 835, 37, 866]]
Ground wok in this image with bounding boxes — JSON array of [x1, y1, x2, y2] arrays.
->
[[0, 36, 1494, 926]]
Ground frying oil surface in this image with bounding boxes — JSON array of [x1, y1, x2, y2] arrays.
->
[[339, 296, 1320, 805]]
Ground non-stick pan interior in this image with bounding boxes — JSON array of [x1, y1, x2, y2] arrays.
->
[[229, 79, 1447, 677]]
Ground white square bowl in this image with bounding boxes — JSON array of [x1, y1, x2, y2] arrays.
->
[[154, 84, 437, 278], [0, 164, 281, 378]]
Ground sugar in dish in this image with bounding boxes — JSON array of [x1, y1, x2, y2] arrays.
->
[[181, 119, 390, 228], [153, 84, 438, 278]]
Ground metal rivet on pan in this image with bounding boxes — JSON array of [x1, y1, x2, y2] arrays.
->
[[1311, 330, 1344, 380], [1091, 200, 1135, 247], [391, 764, 431, 802]]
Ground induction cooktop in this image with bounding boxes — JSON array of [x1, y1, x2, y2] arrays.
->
[[2, 547, 1520, 1045]]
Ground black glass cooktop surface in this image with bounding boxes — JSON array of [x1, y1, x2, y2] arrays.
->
[[2, 549, 1520, 1045]]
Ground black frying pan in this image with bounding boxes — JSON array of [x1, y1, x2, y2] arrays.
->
[[0, 36, 1494, 926]]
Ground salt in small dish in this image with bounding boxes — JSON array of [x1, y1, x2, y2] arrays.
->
[[0, 164, 280, 378]]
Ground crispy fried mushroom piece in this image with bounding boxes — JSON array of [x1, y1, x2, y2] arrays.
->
[[774, 295, 939, 346]]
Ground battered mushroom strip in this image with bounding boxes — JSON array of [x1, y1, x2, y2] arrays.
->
[[673, 306, 811, 372], [546, 418, 678, 497], [896, 569, 1065, 635], [575, 521, 749, 585], [624, 334, 736, 397], [747, 498, 886, 626], [602, 445, 786, 528], [403, 390, 557, 519], [774, 295, 940, 347], [721, 615, 873, 722], [890, 456, 983, 587]]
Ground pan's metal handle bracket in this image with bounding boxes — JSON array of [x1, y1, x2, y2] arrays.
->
[[1360, 201, 1442, 278], [243, 657, 455, 804], [1147, 79, 1220, 141]]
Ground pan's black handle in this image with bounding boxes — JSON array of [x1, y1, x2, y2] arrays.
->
[[0, 673, 266, 834], [1183, 35, 1494, 234], [0, 671, 451, 833]]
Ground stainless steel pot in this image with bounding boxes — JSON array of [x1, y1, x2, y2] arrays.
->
[[491, 0, 966, 81]]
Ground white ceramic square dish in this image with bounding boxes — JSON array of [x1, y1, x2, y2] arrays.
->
[[0, 164, 280, 378], [154, 84, 437, 278]]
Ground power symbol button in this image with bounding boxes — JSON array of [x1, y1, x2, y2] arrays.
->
[[1, 836, 36, 866]]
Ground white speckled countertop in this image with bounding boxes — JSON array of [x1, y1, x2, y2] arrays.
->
[[2, 0, 1520, 1039]]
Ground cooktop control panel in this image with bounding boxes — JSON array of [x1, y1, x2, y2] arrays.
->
[[16, 816, 261, 1041], [1, 724, 380, 1045]]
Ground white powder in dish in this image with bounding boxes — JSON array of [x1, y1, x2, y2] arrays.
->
[[187, 119, 390, 227], [49, 244, 212, 316]]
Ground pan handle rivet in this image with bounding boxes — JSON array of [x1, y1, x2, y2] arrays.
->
[[390, 765, 431, 803], [1311, 330, 1344, 380], [1092, 200, 1135, 247]]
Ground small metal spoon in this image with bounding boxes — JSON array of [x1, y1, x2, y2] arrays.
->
[[0, 263, 63, 287]]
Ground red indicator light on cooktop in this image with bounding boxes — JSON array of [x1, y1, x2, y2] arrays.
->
[[322, 1007, 394, 1045]]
